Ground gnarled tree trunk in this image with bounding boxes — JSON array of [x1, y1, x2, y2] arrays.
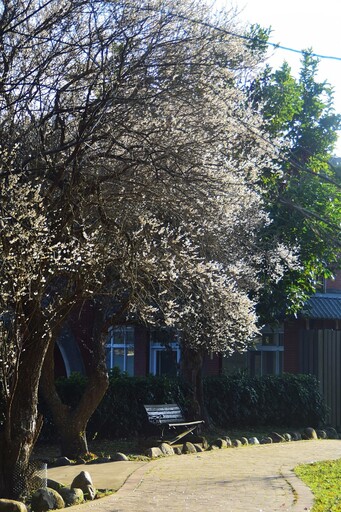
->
[[0, 311, 50, 499], [180, 342, 211, 426], [41, 302, 109, 458]]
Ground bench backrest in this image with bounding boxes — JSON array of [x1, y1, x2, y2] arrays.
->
[[144, 403, 184, 425]]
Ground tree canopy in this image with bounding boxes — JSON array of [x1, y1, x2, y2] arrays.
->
[[248, 50, 341, 321]]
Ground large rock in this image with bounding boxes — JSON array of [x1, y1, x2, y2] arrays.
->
[[0, 499, 27, 512], [173, 446, 182, 455], [248, 437, 260, 445], [59, 488, 84, 507], [31, 488, 65, 512], [71, 471, 93, 491], [71, 471, 96, 500], [159, 443, 174, 456], [194, 444, 204, 452], [240, 437, 248, 446]]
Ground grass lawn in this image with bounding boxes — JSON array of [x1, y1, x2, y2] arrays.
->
[[295, 459, 341, 512]]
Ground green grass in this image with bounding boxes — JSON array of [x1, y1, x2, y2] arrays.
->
[[295, 459, 341, 512]]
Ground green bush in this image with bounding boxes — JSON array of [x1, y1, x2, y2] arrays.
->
[[203, 373, 327, 427], [50, 370, 189, 440], [41, 371, 326, 440]]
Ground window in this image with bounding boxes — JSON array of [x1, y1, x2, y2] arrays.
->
[[248, 326, 284, 377], [106, 326, 135, 375], [149, 329, 180, 376]]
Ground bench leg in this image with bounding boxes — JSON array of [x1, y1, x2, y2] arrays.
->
[[167, 425, 198, 445]]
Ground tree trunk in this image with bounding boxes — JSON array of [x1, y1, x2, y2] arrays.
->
[[180, 343, 211, 426], [0, 313, 50, 499], [41, 301, 109, 459]]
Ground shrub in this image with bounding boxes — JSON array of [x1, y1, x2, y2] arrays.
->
[[40, 371, 326, 440], [204, 373, 327, 427]]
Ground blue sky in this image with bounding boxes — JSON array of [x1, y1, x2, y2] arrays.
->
[[214, 0, 341, 155]]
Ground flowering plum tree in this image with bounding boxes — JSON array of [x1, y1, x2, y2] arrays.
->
[[0, 0, 292, 496]]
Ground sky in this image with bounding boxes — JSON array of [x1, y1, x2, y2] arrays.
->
[[214, 0, 341, 155]]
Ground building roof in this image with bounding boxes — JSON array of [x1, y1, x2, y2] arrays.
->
[[301, 293, 341, 319]]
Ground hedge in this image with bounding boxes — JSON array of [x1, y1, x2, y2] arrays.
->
[[41, 371, 327, 440], [203, 373, 327, 428]]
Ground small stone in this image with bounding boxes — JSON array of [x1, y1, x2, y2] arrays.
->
[[173, 446, 182, 455], [182, 442, 197, 454], [222, 436, 232, 445], [248, 437, 260, 445], [49, 457, 72, 468], [75, 458, 87, 465], [0, 499, 27, 512], [240, 437, 248, 446], [31, 488, 65, 512], [325, 427, 339, 439], [212, 438, 227, 449], [200, 437, 209, 450], [232, 439, 242, 447], [111, 452, 129, 461], [260, 437, 273, 444], [84, 485, 97, 501], [316, 429, 327, 439], [59, 488, 84, 507], [303, 427, 318, 440], [159, 443, 174, 456], [283, 433, 292, 442], [87, 456, 111, 464], [46, 479, 64, 492], [145, 447, 163, 458], [289, 431, 302, 441], [269, 432, 285, 443], [194, 444, 204, 452]]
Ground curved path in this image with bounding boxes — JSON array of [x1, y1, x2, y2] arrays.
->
[[67, 440, 341, 512]]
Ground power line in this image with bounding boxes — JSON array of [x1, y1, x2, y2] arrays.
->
[[180, 13, 341, 62], [137, 5, 341, 62], [261, 41, 341, 62]]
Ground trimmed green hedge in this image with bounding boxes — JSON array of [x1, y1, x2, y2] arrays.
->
[[43, 371, 326, 440], [203, 373, 327, 428]]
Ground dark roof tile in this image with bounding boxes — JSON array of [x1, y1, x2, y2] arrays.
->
[[301, 293, 341, 319]]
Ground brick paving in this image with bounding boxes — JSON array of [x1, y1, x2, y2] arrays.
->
[[66, 440, 341, 512]]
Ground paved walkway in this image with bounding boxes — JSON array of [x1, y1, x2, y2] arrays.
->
[[60, 440, 341, 512]]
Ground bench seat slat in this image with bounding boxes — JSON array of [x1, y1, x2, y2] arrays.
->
[[168, 420, 204, 427]]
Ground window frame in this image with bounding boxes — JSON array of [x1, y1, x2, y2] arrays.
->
[[106, 325, 135, 375]]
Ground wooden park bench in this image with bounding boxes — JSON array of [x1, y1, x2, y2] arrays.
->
[[144, 403, 204, 445]]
